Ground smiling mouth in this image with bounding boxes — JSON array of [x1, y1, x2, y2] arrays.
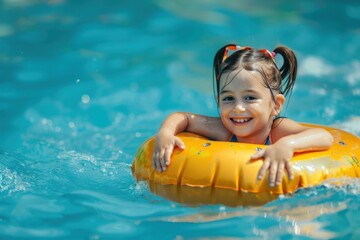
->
[[231, 118, 252, 124]]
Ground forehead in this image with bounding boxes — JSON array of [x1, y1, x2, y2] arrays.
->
[[219, 70, 265, 91]]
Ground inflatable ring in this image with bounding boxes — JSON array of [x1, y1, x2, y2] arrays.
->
[[132, 124, 360, 206]]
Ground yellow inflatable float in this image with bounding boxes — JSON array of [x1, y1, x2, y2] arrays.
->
[[132, 124, 360, 206]]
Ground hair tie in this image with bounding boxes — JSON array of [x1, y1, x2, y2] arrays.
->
[[222, 45, 252, 62], [260, 49, 276, 59]]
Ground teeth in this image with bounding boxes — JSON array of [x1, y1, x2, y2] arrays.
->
[[233, 118, 250, 123]]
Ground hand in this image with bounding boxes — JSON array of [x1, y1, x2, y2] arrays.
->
[[152, 132, 185, 172], [251, 140, 294, 187]]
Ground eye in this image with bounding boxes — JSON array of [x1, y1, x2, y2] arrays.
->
[[245, 96, 257, 101], [222, 96, 234, 102]]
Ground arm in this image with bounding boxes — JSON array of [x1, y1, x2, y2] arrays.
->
[[152, 112, 227, 172], [252, 119, 334, 187]]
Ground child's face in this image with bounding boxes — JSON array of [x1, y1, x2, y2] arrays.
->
[[218, 70, 283, 143]]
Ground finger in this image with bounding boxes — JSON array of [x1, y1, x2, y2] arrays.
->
[[268, 161, 278, 187], [153, 152, 160, 172], [175, 137, 185, 150], [165, 145, 174, 166], [275, 162, 285, 186], [159, 148, 167, 171], [251, 148, 265, 160], [257, 158, 270, 180], [152, 151, 156, 168], [285, 160, 294, 180]]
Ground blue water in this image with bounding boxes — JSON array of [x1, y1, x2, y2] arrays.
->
[[1, 0, 360, 239]]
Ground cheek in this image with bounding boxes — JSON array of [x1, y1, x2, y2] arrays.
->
[[219, 108, 226, 118], [219, 107, 228, 119], [219, 105, 231, 115]]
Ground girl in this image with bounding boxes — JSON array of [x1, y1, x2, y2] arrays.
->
[[152, 44, 334, 187]]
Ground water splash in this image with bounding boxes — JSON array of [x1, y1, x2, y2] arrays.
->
[[0, 155, 30, 196]]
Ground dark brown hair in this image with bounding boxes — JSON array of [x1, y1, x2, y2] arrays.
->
[[212, 44, 297, 103]]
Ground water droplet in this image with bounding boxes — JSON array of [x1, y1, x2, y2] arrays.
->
[[68, 121, 75, 128], [81, 94, 90, 104]]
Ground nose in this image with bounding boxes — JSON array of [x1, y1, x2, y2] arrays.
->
[[233, 100, 246, 112]]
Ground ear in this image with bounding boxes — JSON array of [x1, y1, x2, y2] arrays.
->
[[272, 94, 285, 116]]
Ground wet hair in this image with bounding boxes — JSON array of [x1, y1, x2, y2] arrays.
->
[[212, 43, 297, 105]]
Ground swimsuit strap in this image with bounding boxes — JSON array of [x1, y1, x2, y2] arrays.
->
[[264, 134, 271, 145], [229, 134, 272, 145], [230, 135, 237, 142]]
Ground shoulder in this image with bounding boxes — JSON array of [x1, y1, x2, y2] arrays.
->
[[271, 118, 310, 141]]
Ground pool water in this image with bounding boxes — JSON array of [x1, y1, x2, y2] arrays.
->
[[1, 0, 360, 238]]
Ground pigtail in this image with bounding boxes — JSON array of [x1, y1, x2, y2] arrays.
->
[[273, 46, 298, 97], [212, 44, 237, 98], [213, 44, 237, 80]]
